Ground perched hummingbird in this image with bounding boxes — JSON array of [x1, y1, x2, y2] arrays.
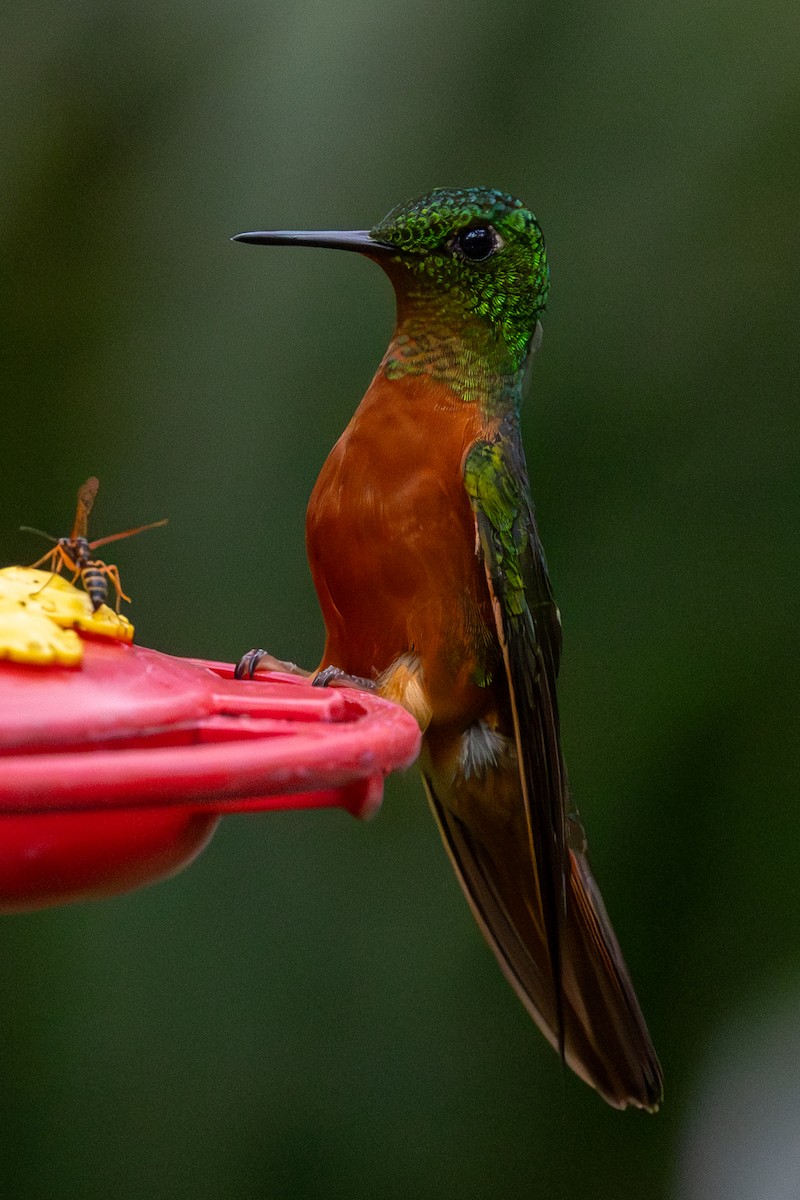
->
[[234, 188, 663, 1110]]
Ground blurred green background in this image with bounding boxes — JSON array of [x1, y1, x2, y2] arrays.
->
[[1, 1, 798, 1196]]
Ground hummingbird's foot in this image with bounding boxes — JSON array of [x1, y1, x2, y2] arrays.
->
[[312, 666, 378, 692], [234, 649, 310, 681]]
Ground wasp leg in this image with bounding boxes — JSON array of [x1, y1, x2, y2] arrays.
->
[[28, 548, 60, 572], [28, 549, 66, 598], [102, 563, 131, 612]]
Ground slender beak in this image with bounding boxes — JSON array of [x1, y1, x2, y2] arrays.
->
[[231, 229, 394, 254]]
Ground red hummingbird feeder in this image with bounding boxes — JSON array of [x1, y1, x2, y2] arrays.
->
[[0, 567, 421, 912]]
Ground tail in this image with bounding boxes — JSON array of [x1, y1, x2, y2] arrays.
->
[[422, 771, 663, 1111]]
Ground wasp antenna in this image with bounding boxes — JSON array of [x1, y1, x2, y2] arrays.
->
[[19, 525, 58, 543]]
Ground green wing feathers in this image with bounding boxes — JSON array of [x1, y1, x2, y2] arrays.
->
[[464, 435, 569, 1053], [460, 430, 663, 1110]]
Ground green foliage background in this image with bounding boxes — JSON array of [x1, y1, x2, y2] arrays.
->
[[1, 1, 798, 1196]]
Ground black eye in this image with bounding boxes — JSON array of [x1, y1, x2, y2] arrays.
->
[[452, 225, 500, 262]]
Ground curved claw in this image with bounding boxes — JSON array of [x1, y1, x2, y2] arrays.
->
[[313, 666, 378, 692], [234, 648, 269, 680], [235, 649, 311, 681]]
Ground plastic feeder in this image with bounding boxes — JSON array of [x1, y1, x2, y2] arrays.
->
[[0, 568, 421, 911]]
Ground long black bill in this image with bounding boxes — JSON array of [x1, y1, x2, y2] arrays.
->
[[231, 229, 393, 254]]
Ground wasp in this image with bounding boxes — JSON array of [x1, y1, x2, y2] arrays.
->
[[22, 476, 167, 611]]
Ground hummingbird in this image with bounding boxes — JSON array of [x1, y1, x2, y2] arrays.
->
[[233, 187, 663, 1111]]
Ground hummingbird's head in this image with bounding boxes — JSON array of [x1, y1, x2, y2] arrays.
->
[[233, 186, 549, 374], [369, 187, 549, 369]]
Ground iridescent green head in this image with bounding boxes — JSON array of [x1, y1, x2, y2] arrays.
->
[[370, 187, 548, 364], [234, 186, 549, 376]]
